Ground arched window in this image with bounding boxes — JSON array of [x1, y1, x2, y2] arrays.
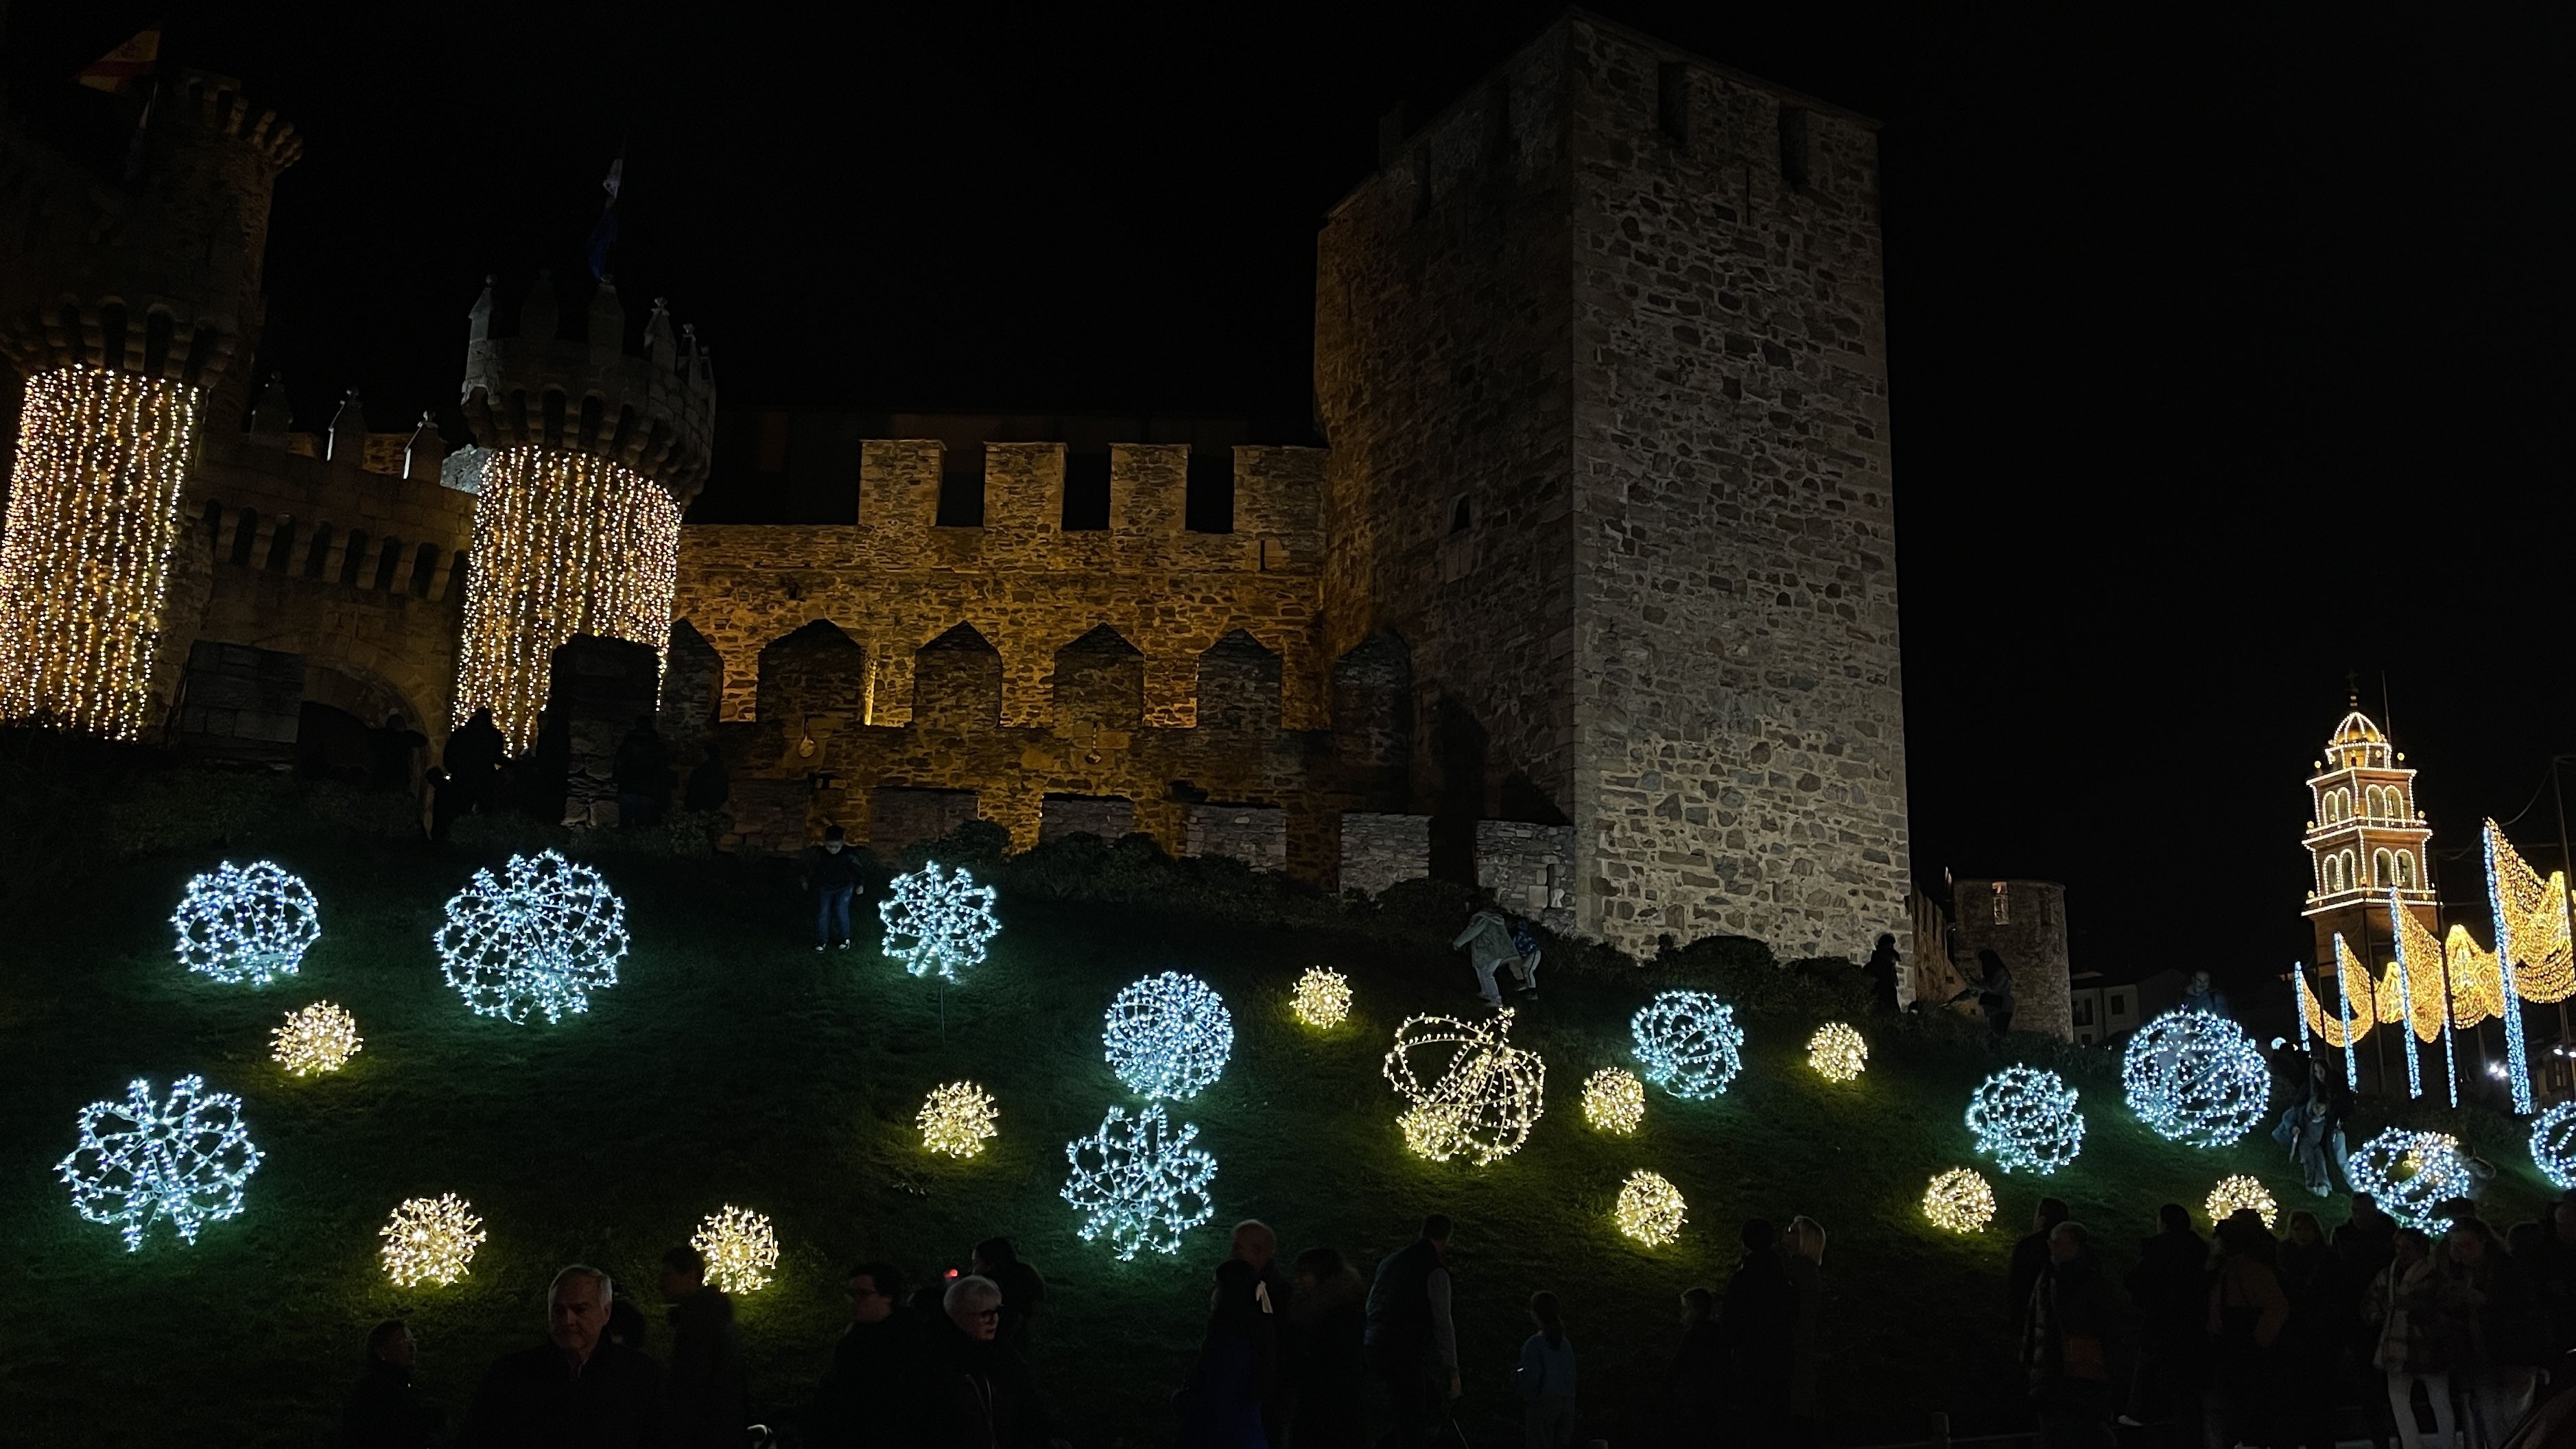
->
[[338, 529, 370, 585], [372, 536, 403, 591], [265, 518, 297, 573], [2341, 851, 2358, 891], [2373, 849, 2393, 888], [410, 542, 440, 598], [2321, 854, 2339, 893], [304, 525, 334, 578], [2396, 851, 2415, 888], [2364, 786, 2383, 817]]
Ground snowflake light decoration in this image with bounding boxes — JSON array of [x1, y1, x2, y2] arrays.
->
[[1581, 1068, 1646, 1135], [879, 861, 1002, 980], [1965, 1065, 2085, 1175], [434, 850, 628, 1024], [1615, 1170, 1688, 1246], [2122, 1009, 2269, 1147], [58, 1076, 262, 1251], [2532, 1101, 2576, 1191], [692, 1205, 780, 1294], [919, 1081, 1000, 1159], [1060, 1104, 1218, 1260], [1807, 1022, 1868, 1082], [1384, 1009, 1548, 1165], [171, 860, 319, 985], [1922, 1167, 1996, 1234], [2350, 1129, 2474, 1230], [1104, 972, 1234, 1100], [2206, 1175, 2279, 1229], [271, 1002, 363, 1076], [1630, 991, 1745, 1100], [1290, 967, 1351, 1028], [380, 1194, 487, 1286]]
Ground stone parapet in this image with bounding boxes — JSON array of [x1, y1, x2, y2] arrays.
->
[[1339, 812, 1430, 896]]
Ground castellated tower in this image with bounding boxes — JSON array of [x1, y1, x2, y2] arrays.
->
[[451, 273, 715, 750], [0, 75, 300, 738], [1315, 14, 1909, 955]]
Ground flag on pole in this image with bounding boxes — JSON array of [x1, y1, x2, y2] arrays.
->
[[75, 25, 163, 93], [585, 153, 624, 281]]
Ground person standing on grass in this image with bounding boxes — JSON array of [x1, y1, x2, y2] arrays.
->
[[1452, 906, 1520, 1006], [809, 1261, 923, 1448], [1861, 933, 1902, 1013], [659, 1245, 748, 1449], [340, 1319, 435, 1449], [971, 1236, 1048, 1363], [922, 1275, 1067, 1449], [1287, 1247, 1369, 1446], [1721, 1218, 1795, 1439], [2023, 1221, 2114, 1448], [460, 1265, 662, 1449], [1662, 1287, 1725, 1447], [2337, 1192, 2402, 1446], [1783, 1216, 1828, 1446], [1231, 1219, 1295, 1445], [807, 825, 864, 952], [1364, 1214, 1461, 1446], [2116, 1203, 2208, 1441], [1508, 915, 1544, 999], [2009, 1198, 2072, 1343], [1514, 1291, 1576, 1448], [1176, 1258, 1276, 1448]]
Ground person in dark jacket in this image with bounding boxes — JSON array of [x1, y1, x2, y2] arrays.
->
[[1231, 1220, 1295, 1444], [1364, 1214, 1460, 1444], [2009, 1199, 2072, 1342], [2337, 1192, 2402, 1447], [2205, 1212, 2289, 1449], [613, 716, 672, 828], [808, 825, 866, 952], [810, 1261, 923, 1447], [2448, 1217, 2549, 1444], [2117, 1203, 2206, 1441], [341, 1319, 436, 1449], [921, 1275, 1061, 1449], [2024, 1221, 2114, 1448], [1287, 1247, 1368, 1447], [1177, 1258, 1275, 1448], [442, 707, 506, 814], [970, 1236, 1049, 1363], [460, 1265, 663, 1449], [1861, 933, 1902, 1013], [368, 712, 428, 795], [659, 1245, 748, 1449], [1720, 1218, 1795, 1439], [2275, 1210, 2343, 1449], [683, 751, 730, 813], [2528, 1199, 2576, 1358], [1662, 1287, 1725, 1447]]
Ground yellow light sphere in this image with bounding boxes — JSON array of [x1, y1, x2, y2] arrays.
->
[[1922, 1167, 1996, 1234], [918, 1081, 1000, 1159], [1615, 1169, 1688, 1247], [2206, 1174, 2280, 1229], [1806, 1022, 1867, 1082], [692, 1205, 779, 1295], [1291, 967, 1351, 1028], [1580, 1068, 1646, 1135], [379, 1194, 487, 1286], [272, 1002, 364, 1076]]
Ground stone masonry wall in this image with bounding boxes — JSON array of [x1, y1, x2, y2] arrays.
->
[[1339, 812, 1430, 896], [1476, 820, 1576, 929], [1950, 879, 2074, 1042], [1183, 803, 1290, 872]]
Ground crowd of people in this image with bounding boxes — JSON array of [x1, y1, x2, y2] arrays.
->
[[337, 1213, 1837, 1448]]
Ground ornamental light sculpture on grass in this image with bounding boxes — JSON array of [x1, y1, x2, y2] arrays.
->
[[1581, 1068, 1646, 1135], [172, 860, 320, 985], [434, 850, 628, 1024], [1061, 1103, 1218, 1260], [879, 862, 1002, 981], [1806, 1022, 1868, 1083], [381, 1194, 487, 1286], [919, 1081, 1000, 1159], [1966, 1066, 2085, 1175], [2350, 1129, 2473, 1230], [1384, 1009, 1547, 1165], [1290, 967, 1351, 1028], [1631, 991, 1745, 1100], [692, 1206, 780, 1294], [2533, 1101, 2576, 1191], [272, 1002, 363, 1076], [1922, 1167, 1996, 1234], [1104, 973, 1234, 1100], [2122, 1009, 2269, 1147], [58, 1075, 261, 1251], [2206, 1175, 2279, 1229], [1616, 1170, 1688, 1247]]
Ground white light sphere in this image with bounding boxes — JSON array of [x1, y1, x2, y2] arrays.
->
[[1103, 972, 1234, 1100], [2122, 1009, 2269, 1147], [879, 861, 1002, 980], [1580, 1068, 1646, 1135], [692, 1205, 780, 1294], [2349, 1129, 2473, 1230], [434, 850, 629, 1024], [58, 1075, 262, 1251], [2533, 1102, 2576, 1192], [1630, 991, 1745, 1100], [1806, 1022, 1868, 1083], [380, 1194, 487, 1286], [172, 860, 320, 985], [1061, 1103, 1218, 1260], [1965, 1065, 2085, 1175]]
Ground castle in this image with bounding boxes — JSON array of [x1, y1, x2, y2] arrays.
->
[[0, 14, 1909, 958]]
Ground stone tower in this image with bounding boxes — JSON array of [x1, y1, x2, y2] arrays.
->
[[2303, 701, 2436, 976], [0, 75, 300, 738], [450, 272, 716, 750], [1314, 13, 1908, 955]]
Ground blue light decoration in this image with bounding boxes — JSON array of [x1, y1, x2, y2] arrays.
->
[[1059, 1103, 1218, 1260], [433, 849, 628, 1024], [170, 860, 320, 985], [2292, 961, 2311, 1055], [1965, 1065, 2085, 1175], [2484, 823, 2537, 1115], [2531, 1102, 2576, 1192], [2387, 887, 2453, 1105], [2120, 1009, 2269, 1147], [2337, 956, 2363, 1091], [1103, 972, 1234, 1100], [1629, 991, 1745, 1100], [58, 1075, 262, 1251], [878, 861, 1002, 981], [2348, 1127, 2473, 1229]]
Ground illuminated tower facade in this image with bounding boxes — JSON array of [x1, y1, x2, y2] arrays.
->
[[451, 273, 715, 750], [2303, 703, 2437, 972]]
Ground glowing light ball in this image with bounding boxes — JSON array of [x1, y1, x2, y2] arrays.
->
[[1965, 1066, 2085, 1175], [1806, 1022, 1868, 1082], [1615, 1170, 1688, 1247], [691, 1205, 780, 1294], [271, 1002, 363, 1076], [1581, 1068, 1646, 1135], [1630, 991, 1745, 1100], [379, 1194, 487, 1286], [918, 1081, 1000, 1159], [1290, 967, 1351, 1028], [879, 861, 1002, 981], [58, 1075, 261, 1251], [1922, 1167, 1996, 1234], [1384, 1009, 1548, 1166], [2533, 1101, 2576, 1191], [434, 849, 628, 1024], [1060, 1103, 1218, 1260], [2206, 1175, 2280, 1229], [172, 860, 319, 985], [1104, 972, 1234, 1100], [2350, 1129, 2474, 1230], [2122, 1009, 2270, 1147]]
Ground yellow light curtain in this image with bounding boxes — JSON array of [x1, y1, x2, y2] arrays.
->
[[2300, 954, 2372, 1048], [2487, 821, 2576, 1003], [2385, 903, 2450, 1043], [2447, 926, 2505, 1025]]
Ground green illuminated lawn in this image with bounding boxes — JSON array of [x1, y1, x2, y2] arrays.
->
[[0, 770, 2550, 1445]]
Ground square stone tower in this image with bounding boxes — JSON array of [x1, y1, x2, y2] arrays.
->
[[1315, 12, 1909, 956]]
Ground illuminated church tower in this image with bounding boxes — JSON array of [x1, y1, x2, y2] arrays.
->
[[2303, 700, 2437, 974], [449, 273, 715, 750]]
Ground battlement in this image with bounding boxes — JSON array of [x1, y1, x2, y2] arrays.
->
[[161, 71, 304, 169], [458, 273, 716, 502]]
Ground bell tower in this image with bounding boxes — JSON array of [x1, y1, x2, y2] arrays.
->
[[2303, 698, 2437, 975]]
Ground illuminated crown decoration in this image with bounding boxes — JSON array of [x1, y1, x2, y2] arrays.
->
[[172, 860, 320, 985], [434, 850, 629, 1024], [1383, 1009, 1547, 1165]]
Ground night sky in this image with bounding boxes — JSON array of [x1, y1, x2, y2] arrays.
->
[[9, 6, 2572, 996]]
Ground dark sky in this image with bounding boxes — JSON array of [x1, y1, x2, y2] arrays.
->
[[10, 5, 2575, 991]]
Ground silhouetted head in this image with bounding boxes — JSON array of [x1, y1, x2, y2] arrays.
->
[[2158, 1203, 2191, 1234], [1740, 1218, 1776, 1255]]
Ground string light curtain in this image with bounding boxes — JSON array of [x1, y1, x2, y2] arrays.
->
[[0, 366, 198, 739], [452, 447, 681, 751], [2487, 819, 2575, 1003]]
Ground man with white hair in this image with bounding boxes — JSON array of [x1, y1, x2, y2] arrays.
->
[[923, 1275, 1069, 1448], [460, 1264, 663, 1448]]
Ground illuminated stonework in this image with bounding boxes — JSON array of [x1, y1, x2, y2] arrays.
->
[[453, 447, 681, 751], [0, 366, 198, 739]]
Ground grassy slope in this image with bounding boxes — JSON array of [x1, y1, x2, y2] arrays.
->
[[0, 790, 2554, 1446]]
